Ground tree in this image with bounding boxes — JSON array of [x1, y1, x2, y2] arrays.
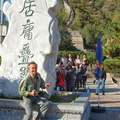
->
[[57, 0, 120, 53], [80, 24, 104, 48], [68, 0, 107, 48], [56, 7, 77, 51], [103, 12, 120, 59]]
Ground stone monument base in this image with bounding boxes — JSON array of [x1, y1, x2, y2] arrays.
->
[[0, 92, 91, 120]]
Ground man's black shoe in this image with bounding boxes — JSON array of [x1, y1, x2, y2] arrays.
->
[[95, 93, 98, 95]]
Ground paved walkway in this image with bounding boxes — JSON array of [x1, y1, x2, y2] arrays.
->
[[86, 72, 120, 120]]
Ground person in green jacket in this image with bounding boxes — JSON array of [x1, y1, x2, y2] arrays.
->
[[19, 61, 51, 120]]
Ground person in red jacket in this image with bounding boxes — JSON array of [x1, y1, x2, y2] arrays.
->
[[56, 70, 66, 91], [55, 61, 66, 91]]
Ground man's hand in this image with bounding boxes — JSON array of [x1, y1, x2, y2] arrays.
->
[[29, 90, 38, 96], [103, 78, 105, 81], [45, 82, 52, 88]]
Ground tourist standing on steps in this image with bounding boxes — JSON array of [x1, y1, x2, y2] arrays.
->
[[68, 53, 74, 62], [75, 63, 82, 91], [66, 65, 76, 91], [79, 60, 88, 89], [95, 65, 106, 95], [55, 61, 66, 77], [60, 54, 68, 67], [75, 54, 82, 65], [55, 61, 66, 91], [93, 64, 100, 84], [82, 54, 88, 64], [19, 61, 51, 120]]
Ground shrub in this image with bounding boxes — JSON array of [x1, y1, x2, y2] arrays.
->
[[58, 51, 84, 58], [103, 59, 120, 73], [86, 52, 96, 66], [57, 51, 96, 66]]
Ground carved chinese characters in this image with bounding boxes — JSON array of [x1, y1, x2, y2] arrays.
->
[[0, 0, 60, 97]]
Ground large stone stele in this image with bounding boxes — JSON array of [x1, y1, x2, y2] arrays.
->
[[0, 0, 61, 97]]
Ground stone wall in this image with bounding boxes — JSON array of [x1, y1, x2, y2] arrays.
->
[[70, 31, 85, 51]]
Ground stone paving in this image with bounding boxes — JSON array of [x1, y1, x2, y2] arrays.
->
[[86, 73, 120, 120]]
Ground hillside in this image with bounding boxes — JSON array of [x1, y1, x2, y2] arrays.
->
[[57, 0, 120, 51]]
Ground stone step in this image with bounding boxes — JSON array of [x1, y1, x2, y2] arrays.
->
[[0, 92, 91, 120]]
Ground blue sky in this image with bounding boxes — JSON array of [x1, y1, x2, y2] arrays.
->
[[0, 0, 11, 22], [0, 0, 11, 10], [0, 0, 4, 10], [5, 0, 11, 21], [6, 0, 11, 3]]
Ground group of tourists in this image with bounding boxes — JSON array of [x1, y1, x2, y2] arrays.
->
[[55, 53, 89, 92], [55, 53, 107, 96]]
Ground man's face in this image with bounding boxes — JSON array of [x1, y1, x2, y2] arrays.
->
[[76, 63, 79, 67], [62, 54, 66, 58], [77, 55, 80, 59], [68, 54, 72, 58], [28, 64, 37, 76], [83, 55, 86, 58]]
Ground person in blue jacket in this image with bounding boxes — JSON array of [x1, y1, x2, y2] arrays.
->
[[93, 65, 106, 95], [93, 65, 100, 84]]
